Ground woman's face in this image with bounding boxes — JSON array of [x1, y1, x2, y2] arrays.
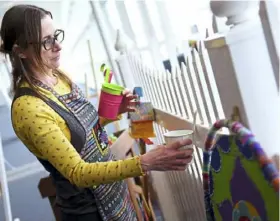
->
[[38, 15, 63, 70]]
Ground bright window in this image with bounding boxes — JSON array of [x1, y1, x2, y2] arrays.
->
[[159, 44, 168, 60], [105, 0, 122, 30], [145, 0, 165, 42], [165, 0, 211, 40], [125, 0, 148, 48], [140, 50, 153, 67]]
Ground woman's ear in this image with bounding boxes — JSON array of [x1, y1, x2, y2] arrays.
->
[[12, 44, 27, 58]]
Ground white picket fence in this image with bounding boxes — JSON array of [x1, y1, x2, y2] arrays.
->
[[114, 25, 226, 220], [126, 41, 219, 221], [130, 43, 224, 125], [114, 1, 279, 220]]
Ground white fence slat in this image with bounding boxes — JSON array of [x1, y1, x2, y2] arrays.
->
[[128, 55, 141, 87], [187, 51, 208, 125], [0, 136, 13, 221], [198, 41, 225, 120], [128, 57, 142, 91], [161, 73, 173, 113], [163, 72, 175, 113], [170, 69, 184, 116], [194, 142, 203, 171], [177, 67, 192, 119], [135, 59, 152, 101], [167, 71, 180, 115], [158, 73, 169, 111], [153, 124, 163, 145], [191, 50, 210, 125], [165, 72, 176, 114], [181, 62, 199, 122], [143, 70, 155, 103], [192, 48, 216, 125], [131, 58, 146, 100], [154, 71, 165, 110], [146, 70, 159, 107], [155, 124, 165, 144], [149, 71, 160, 109], [172, 67, 185, 117], [141, 67, 152, 101], [151, 171, 180, 221]]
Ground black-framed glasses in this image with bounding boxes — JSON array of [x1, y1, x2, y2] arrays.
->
[[42, 29, 64, 50]]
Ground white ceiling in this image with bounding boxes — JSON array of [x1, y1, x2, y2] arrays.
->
[[0, 1, 110, 71], [0, 1, 71, 28]]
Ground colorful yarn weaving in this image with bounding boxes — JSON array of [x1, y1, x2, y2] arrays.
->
[[203, 119, 279, 221]]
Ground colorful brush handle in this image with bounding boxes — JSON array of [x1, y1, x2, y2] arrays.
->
[[203, 119, 279, 193], [100, 64, 113, 83]]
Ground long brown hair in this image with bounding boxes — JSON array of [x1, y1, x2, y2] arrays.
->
[[0, 4, 72, 96]]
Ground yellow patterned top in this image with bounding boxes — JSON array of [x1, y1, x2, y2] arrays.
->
[[11, 76, 144, 187]]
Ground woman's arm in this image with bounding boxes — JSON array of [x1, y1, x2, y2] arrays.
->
[[12, 96, 144, 187]]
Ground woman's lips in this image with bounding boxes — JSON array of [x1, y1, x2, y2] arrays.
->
[[52, 55, 60, 61]]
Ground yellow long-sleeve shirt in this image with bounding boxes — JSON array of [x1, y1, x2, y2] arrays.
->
[[11, 77, 144, 187]]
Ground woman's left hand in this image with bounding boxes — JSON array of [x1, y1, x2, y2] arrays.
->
[[118, 89, 139, 115]]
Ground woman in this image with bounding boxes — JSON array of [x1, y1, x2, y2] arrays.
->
[[0, 4, 193, 221]]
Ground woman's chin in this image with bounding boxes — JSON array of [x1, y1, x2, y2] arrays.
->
[[51, 61, 60, 69]]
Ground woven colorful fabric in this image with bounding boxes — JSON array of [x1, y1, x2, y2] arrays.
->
[[203, 119, 279, 221]]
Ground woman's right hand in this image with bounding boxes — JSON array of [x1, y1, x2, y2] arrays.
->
[[139, 139, 193, 172]]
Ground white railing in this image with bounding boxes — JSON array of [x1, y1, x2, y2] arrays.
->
[[0, 135, 21, 221], [114, 1, 279, 221], [115, 25, 224, 219], [0, 135, 13, 221], [118, 41, 220, 221], [129, 43, 224, 125]]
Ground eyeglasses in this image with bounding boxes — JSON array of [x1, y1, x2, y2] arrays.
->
[[41, 29, 64, 50]]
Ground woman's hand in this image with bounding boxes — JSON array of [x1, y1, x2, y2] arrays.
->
[[139, 139, 193, 172], [118, 89, 139, 115]]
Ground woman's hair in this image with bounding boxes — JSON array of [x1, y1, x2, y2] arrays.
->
[[0, 4, 71, 95]]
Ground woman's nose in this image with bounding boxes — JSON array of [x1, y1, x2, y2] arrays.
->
[[53, 40, 62, 51]]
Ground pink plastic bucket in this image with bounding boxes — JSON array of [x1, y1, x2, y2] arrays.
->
[[98, 90, 123, 119]]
